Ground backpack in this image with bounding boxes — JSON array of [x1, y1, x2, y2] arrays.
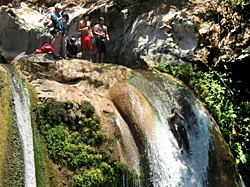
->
[[41, 44, 54, 54], [35, 49, 43, 54]]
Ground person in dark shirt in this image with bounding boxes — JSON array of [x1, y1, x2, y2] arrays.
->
[[169, 107, 193, 155], [67, 38, 78, 58]]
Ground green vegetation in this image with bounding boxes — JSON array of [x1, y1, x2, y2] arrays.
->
[[30, 73, 37, 82], [94, 81, 104, 88], [155, 61, 250, 185], [27, 80, 56, 186], [222, 0, 246, 9], [189, 0, 249, 184], [0, 69, 24, 187], [2, 111, 25, 187], [36, 99, 137, 186]]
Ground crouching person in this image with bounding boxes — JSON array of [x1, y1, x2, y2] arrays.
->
[[67, 38, 78, 58]]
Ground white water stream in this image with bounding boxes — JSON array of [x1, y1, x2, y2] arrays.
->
[[130, 70, 212, 187], [4, 65, 36, 187]]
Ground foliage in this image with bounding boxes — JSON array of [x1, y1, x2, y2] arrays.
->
[[27, 79, 57, 187], [2, 96, 24, 187], [30, 73, 37, 82], [80, 101, 95, 118], [94, 81, 104, 88], [37, 99, 69, 130], [222, 0, 246, 9], [36, 99, 137, 186], [155, 61, 250, 185]]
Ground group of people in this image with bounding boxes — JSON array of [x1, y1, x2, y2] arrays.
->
[[51, 4, 193, 156], [51, 3, 109, 63]]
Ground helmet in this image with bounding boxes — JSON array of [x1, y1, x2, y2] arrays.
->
[[70, 38, 76, 43], [171, 107, 177, 113]]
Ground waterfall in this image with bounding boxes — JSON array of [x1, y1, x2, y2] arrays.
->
[[129, 70, 212, 187], [3, 64, 36, 187]]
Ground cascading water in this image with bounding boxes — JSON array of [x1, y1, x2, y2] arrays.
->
[[129, 70, 213, 187], [3, 64, 36, 187]]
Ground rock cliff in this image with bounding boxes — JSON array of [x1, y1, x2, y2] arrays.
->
[[14, 54, 156, 174], [12, 54, 242, 186], [1, 0, 249, 67], [1, 0, 246, 185]]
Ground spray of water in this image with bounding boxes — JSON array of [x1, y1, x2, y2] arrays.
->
[[130, 70, 212, 187]]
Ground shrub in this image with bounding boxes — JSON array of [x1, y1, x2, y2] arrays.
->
[[36, 100, 135, 186], [94, 81, 103, 88], [80, 101, 95, 118]]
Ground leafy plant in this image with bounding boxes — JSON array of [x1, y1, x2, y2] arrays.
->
[[30, 73, 37, 82], [36, 99, 138, 186], [94, 81, 103, 88], [155, 62, 250, 185], [80, 101, 95, 118]]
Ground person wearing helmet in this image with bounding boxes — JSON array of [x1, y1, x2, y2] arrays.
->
[[67, 38, 78, 58], [169, 107, 193, 155], [51, 3, 68, 59]]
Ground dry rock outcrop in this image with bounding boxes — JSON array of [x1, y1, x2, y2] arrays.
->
[[0, 0, 210, 67]]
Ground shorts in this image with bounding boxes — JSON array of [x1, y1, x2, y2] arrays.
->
[[81, 35, 92, 50], [96, 37, 107, 53]]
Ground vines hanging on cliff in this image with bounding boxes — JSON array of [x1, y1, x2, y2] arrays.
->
[[155, 61, 250, 186]]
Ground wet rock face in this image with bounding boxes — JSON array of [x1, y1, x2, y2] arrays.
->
[[15, 53, 154, 173], [108, 82, 155, 153], [14, 54, 243, 186], [207, 121, 242, 187]]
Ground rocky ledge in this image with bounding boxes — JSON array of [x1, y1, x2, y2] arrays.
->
[[14, 54, 156, 174]]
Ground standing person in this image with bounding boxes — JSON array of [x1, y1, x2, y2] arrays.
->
[[51, 3, 68, 59], [169, 107, 193, 155], [93, 17, 110, 63], [77, 14, 93, 61]]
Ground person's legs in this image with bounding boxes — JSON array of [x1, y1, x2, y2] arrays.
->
[[61, 33, 67, 58], [87, 35, 93, 61], [96, 52, 100, 63], [53, 32, 61, 58], [88, 50, 92, 61], [100, 52, 104, 63], [179, 127, 190, 150], [175, 126, 183, 149], [81, 35, 87, 59], [96, 38, 101, 63], [99, 39, 106, 63], [82, 50, 86, 59]]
